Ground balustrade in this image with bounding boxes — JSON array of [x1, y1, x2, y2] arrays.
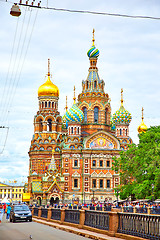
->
[[41, 208, 48, 218], [85, 210, 109, 230], [65, 209, 80, 224], [51, 209, 61, 220], [33, 207, 39, 216]]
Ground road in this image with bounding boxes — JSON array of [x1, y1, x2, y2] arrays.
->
[[0, 218, 90, 240]]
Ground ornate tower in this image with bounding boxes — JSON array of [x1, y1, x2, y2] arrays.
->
[[28, 59, 62, 193], [78, 29, 111, 136], [112, 89, 132, 149]]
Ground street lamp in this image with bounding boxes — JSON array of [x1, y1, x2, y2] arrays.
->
[[151, 184, 154, 203]]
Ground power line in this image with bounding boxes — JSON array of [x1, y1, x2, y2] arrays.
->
[[1, 0, 160, 21]]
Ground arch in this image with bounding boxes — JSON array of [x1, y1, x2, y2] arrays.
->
[[39, 119, 43, 132], [50, 197, 59, 206], [91, 101, 104, 111], [36, 196, 42, 206], [94, 106, 99, 123], [56, 116, 62, 124]]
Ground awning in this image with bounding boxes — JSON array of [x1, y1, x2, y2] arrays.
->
[[22, 193, 31, 202]]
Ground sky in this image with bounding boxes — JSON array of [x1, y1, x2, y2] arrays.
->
[[0, 0, 160, 184]]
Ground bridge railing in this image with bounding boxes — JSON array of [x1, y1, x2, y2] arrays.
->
[[117, 212, 160, 240], [31, 206, 160, 239]]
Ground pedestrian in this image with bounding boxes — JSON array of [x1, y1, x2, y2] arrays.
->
[[0, 204, 3, 223], [3, 204, 6, 214], [6, 204, 11, 221]]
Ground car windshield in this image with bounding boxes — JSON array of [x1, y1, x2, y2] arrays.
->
[[14, 205, 29, 211]]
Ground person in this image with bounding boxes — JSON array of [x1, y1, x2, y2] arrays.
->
[[6, 204, 11, 221], [0, 204, 3, 223], [3, 204, 6, 214]]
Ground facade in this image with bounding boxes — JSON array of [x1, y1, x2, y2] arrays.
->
[[27, 31, 133, 206], [0, 182, 24, 203]]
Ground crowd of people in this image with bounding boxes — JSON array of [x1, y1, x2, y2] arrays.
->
[[0, 203, 11, 223]]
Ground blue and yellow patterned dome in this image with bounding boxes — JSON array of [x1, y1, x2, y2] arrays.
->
[[65, 103, 84, 124], [112, 89, 132, 125], [87, 29, 99, 59], [87, 46, 99, 58], [113, 105, 132, 125]]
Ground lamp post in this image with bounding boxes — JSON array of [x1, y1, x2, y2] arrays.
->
[[92, 190, 95, 203], [151, 184, 154, 203], [116, 189, 119, 204]]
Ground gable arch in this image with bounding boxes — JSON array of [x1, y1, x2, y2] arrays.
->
[[91, 101, 104, 111], [84, 131, 120, 150]]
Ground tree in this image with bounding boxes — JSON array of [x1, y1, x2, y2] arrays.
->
[[112, 126, 160, 200]]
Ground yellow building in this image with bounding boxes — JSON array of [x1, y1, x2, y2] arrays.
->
[[0, 182, 24, 203]]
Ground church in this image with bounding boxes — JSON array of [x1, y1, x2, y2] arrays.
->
[[26, 30, 134, 206]]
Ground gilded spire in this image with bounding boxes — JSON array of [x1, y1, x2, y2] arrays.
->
[[48, 58, 50, 76], [121, 88, 124, 107], [73, 86, 76, 104], [92, 28, 95, 46], [65, 96, 68, 111], [142, 107, 144, 120]]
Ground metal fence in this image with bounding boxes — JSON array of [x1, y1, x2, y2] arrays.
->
[[118, 213, 160, 240], [151, 208, 160, 215], [41, 208, 48, 218], [51, 209, 61, 220], [85, 210, 109, 230], [65, 209, 80, 224], [33, 207, 39, 216]]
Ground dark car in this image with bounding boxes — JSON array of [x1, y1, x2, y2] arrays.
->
[[10, 204, 32, 222]]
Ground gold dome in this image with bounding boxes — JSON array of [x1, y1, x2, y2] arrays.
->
[[38, 75, 59, 97], [138, 107, 147, 134], [138, 120, 147, 134]]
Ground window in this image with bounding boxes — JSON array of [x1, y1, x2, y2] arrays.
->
[[16, 194, 18, 198], [0, 194, 2, 198], [16, 189, 18, 192], [92, 160, 96, 167], [19, 189, 21, 192], [19, 194, 21, 198], [99, 160, 103, 167], [107, 161, 110, 167], [94, 80, 97, 88], [126, 129, 127, 136], [92, 179, 96, 188], [74, 160, 78, 167], [12, 189, 14, 192], [107, 180, 110, 188], [8, 189, 10, 192], [94, 107, 99, 123], [83, 107, 87, 123], [71, 127, 73, 134], [48, 101, 51, 107], [86, 81, 89, 89], [100, 179, 103, 188], [45, 101, 47, 108], [74, 179, 78, 188], [105, 108, 108, 124], [47, 119, 52, 131], [120, 129, 122, 136]]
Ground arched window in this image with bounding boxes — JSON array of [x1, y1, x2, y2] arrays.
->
[[39, 119, 43, 132], [71, 127, 73, 134], [94, 81, 97, 88], [52, 102, 54, 108], [86, 81, 89, 89], [105, 108, 108, 124], [83, 107, 87, 123], [48, 101, 51, 108], [45, 101, 47, 108], [47, 119, 52, 132], [120, 129, 122, 136], [126, 129, 128, 136], [94, 107, 99, 123], [42, 102, 44, 108], [77, 127, 79, 135]]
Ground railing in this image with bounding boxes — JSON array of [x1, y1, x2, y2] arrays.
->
[[51, 209, 61, 220], [118, 213, 160, 240], [65, 209, 80, 224], [41, 208, 48, 218], [85, 210, 109, 230], [123, 207, 133, 213], [150, 208, 160, 215], [104, 206, 112, 211], [135, 207, 147, 214], [33, 207, 39, 216]]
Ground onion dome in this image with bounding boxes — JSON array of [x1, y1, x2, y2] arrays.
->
[[138, 107, 147, 134], [38, 59, 59, 97], [113, 89, 132, 125], [65, 87, 84, 125], [87, 29, 99, 58]]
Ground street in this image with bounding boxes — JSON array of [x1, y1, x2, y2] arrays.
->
[[0, 218, 90, 240]]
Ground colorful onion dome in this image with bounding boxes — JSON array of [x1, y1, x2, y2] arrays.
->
[[137, 107, 147, 134], [110, 116, 116, 130], [38, 59, 59, 97], [87, 46, 99, 58], [65, 103, 84, 123], [87, 29, 99, 58], [112, 89, 132, 125]]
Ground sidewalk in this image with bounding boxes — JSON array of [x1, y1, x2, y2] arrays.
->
[[33, 217, 124, 240]]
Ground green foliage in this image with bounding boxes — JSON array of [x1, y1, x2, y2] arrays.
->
[[112, 126, 160, 200]]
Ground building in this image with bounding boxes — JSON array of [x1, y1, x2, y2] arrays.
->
[[27, 30, 133, 206], [0, 182, 24, 203]]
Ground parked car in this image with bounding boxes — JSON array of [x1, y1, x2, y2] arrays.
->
[[10, 204, 32, 223]]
